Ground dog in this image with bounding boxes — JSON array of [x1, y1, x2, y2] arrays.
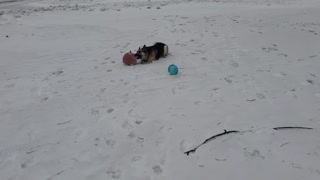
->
[[134, 42, 169, 64]]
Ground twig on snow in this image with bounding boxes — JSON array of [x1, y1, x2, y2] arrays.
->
[[184, 130, 239, 155], [57, 120, 72, 126], [273, 127, 313, 130]]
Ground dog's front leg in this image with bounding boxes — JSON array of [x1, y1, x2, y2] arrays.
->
[[139, 60, 148, 64]]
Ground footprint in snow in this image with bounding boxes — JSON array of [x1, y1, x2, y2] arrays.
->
[[106, 169, 122, 179], [90, 108, 100, 115], [272, 72, 286, 77], [107, 108, 114, 113], [137, 137, 144, 144], [201, 57, 208, 61], [262, 45, 278, 53], [94, 137, 99, 146], [307, 79, 314, 85], [152, 165, 163, 175], [40, 97, 48, 102], [310, 73, 317, 77], [5, 84, 15, 88], [244, 149, 265, 160], [100, 88, 107, 93], [224, 77, 232, 84], [230, 60, 239, 68], [135, 120, 143, 125], [104, 138, 116, 147], [131, 156, 142, 162], [21, 159, 33, 169], [277, 53, 288, 57], [309, 55, 318, 58], [128, 131, 136, 138], [257, 93, 266, 99], [52, 70, 63, 76]]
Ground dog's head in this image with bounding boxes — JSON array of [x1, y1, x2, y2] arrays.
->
[[134, 45, 147, 60]]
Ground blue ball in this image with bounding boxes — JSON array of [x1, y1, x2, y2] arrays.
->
[[168, 64, 178, 75]]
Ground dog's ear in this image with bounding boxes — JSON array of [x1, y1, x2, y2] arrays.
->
[[138, 47, 141, 50], [143, 45, 146, 48]]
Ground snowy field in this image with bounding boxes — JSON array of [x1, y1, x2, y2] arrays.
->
[[1, 0, 320, 179]]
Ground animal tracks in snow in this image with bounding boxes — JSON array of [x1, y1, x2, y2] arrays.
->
[[1, 1, 320, 179], [244, 149, 265, 160], [106, 169, 122, 179]]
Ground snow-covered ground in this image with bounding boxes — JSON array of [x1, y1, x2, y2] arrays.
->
[[1, 0, 320, 179]]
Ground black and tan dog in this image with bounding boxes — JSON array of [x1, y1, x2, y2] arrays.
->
[[134, 42, 169, 64]]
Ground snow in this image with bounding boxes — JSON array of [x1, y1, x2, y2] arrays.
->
[[1, 0, 320, 179]]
